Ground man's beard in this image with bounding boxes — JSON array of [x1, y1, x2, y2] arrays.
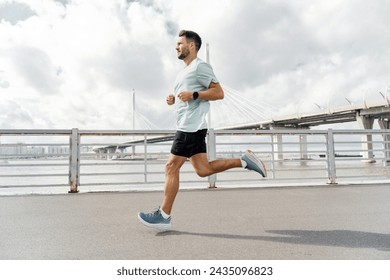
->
[[178, 47, 190, 60]]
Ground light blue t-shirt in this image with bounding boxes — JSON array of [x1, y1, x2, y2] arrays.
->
[[173, 58, 219, 132]]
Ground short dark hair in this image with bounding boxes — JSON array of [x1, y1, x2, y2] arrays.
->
[[179, 30, 202, 51]]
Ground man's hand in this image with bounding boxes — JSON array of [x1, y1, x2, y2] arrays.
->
[[166, 94, 175, 105], [177, 91, 194, 102]]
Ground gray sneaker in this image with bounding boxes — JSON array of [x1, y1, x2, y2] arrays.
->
[[138, 207, 172, 231], [241, 150, 267, 177]]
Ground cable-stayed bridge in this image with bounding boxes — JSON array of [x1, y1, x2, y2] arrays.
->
[[221, 99, 390, 130], [93, 85, 390, 154]]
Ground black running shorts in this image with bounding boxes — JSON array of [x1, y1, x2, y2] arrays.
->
[[170, 129, 208, 158]]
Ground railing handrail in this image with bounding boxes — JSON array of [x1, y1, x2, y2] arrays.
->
[[0, 129, 72, 135], [1, 128, 389, 135]]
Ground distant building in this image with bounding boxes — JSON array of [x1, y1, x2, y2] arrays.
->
[[0, 143, 69, 158], [47, 146, 69, 155]]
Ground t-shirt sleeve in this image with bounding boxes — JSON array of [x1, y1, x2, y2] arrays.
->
[[196, 62, 219, 88]]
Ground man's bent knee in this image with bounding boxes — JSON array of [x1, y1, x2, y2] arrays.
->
[[194, 168, 213, 178]]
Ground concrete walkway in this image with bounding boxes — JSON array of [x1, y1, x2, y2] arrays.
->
[[1, 184, 390, 260]]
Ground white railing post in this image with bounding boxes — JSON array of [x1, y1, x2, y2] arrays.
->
[[326, 129, 337, 184], [299, 134, 308, 160], [144, 134, 148, 183], [207, 128, 217, 188], [69, 128, 80, 193]]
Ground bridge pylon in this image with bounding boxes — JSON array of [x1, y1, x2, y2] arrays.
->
[[378, 118, 390, 163], [356, 114, 376, 163]]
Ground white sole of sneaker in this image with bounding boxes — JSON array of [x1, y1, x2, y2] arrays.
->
[[246, 150, 267, 177]]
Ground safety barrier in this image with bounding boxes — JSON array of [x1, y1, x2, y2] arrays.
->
[[1, 128, 390, 194]]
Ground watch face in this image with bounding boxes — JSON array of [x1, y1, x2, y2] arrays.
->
[[193, 92, 199, 100]]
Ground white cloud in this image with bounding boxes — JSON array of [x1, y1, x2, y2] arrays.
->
[[0, 0, 389, 130]]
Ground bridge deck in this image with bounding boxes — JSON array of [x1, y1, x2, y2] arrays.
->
[[1, 184, 389, 260]]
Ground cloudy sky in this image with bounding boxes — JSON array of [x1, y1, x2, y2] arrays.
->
[[0, 0, 389, 130]]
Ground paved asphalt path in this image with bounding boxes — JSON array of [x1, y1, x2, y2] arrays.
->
[[1, 184, 390, 260]]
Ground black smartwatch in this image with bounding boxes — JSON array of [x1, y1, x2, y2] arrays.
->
[[193, 91, 199, 100]]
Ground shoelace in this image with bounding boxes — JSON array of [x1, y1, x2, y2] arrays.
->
[[145, 208, 160, 217]]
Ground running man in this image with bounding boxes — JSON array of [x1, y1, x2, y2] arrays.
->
[[138, 30, 266, 230]]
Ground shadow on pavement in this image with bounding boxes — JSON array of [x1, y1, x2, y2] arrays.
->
[[157, 229, 390, 252]]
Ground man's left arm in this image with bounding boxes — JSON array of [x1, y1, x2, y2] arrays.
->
[[198, 82, 224, 101], [178, 82, 224, 102]]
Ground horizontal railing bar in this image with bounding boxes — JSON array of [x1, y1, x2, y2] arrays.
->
[[334, 156, 385, 160], [0, 143, 69, 147], [335, 166, 389, 170], [0, 129, 72, 135], [270, 169, 327, 173], [79, 182, 145, 187], [0, 164, 68, 167], [216, 177, 328, 183], [1, 128, 389, 136], [215, 129, 328, 135], [337, 175, 388, 179], [0, 173, 67, 178], [80, 163, 156, 167], [79, 130, 176, 136], [80, 162, 146, 166], [215, 152, 328, 156], [0, 153, 69, 157], [81, 172, 147, 176], [215, 129, 390, 135], [215, 142, 326, 146], [79, 179, 207, 187], [335, 147, 385, 151], [225, 169, 326, 174], [0, 184, 68, 189], [335, 140, 386, 143], [81, 170, 192, 176]]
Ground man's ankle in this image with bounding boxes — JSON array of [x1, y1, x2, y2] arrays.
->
[[160, 207, 171, 219]]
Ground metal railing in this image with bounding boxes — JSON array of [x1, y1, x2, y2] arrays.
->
[[1, 128, 390, 194]]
